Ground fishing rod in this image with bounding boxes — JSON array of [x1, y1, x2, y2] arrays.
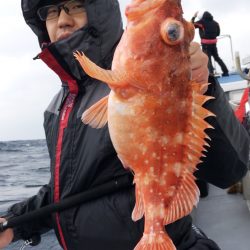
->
[[0, 175, 133, 233]]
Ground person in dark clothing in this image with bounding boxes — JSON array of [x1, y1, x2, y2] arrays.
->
[[0, 1, 249, 250], [192, 11, 229, 76]]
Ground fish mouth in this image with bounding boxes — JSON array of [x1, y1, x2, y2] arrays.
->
[[127, 0, 145, 8], [126, 0, 166, 20]]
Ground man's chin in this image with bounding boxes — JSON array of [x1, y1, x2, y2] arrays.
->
[[56, 32, 73, 41]]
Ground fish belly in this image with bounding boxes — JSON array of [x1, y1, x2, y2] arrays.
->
[[108, 90, 190, 173]]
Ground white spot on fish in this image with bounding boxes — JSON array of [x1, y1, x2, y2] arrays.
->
[[173, 162, 182, 177], [160, 136, 169, 146], [139, 144, 148, 154], [146, 127, 158, 141], [168, 186, 176, 196], [160, 178, 166, 186], [174, 133, 183, 144], [144, 174, 150, 185], [152, 152, 157, 158]]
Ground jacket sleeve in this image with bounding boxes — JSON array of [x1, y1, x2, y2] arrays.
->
[[195, 76, 249, 188], [4, 181, 53, 242], [191, 19, 203, 30]]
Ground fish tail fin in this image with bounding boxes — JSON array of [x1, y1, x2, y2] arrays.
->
[[134, 232, 176, 250]]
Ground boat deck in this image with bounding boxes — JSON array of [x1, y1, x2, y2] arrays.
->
[[217, 73, 248, 103], [192, 184, 250, 250]]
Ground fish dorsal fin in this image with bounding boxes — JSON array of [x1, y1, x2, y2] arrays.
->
[[132, 179, 145, 221], [74, 51, 127, 88], [81, 96, 109, 129], [164, 172, 199, 225], [163, 82, 215, 225]]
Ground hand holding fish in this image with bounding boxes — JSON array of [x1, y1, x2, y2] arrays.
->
[[189, 42, 209, 90], [0, 218, 13, 249]]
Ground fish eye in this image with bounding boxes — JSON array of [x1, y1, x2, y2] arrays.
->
[[161, 18, 184, 45]]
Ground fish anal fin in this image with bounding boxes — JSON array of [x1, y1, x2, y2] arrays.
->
[[164, 172, 199, 225], [134, 232, 176, 250], [132, 182, 145, 221], [81, 96, 108, 129]]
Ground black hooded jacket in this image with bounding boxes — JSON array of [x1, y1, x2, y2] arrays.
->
[[4, 1, 249, 250], [192, 11, 220, 41]]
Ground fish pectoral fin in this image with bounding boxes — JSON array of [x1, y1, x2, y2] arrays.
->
[[74, 51, 127, 88], [164, 172, 199, 225], [132, 182, 144, 221], [81, 95, 108, 129]]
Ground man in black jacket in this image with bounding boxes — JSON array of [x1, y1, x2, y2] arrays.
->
[[192, 11, 229, 77], [0, 1, 249, 249]]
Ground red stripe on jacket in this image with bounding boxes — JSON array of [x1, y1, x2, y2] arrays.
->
[[40, 48, 79, 94], [40, 48, 79, 250]]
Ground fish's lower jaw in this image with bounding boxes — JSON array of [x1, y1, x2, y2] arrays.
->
[[134, 231, 176, 250]]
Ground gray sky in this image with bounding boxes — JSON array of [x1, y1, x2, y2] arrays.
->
[[0, 0, 249, 141]]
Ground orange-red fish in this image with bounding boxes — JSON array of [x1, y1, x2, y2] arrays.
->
[[74, 0, 214, 249]]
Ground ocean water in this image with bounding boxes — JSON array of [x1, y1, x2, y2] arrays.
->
[[0, 140, 61, 249]]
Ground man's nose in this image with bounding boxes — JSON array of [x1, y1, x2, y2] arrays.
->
[[57, 9, 74, 27]]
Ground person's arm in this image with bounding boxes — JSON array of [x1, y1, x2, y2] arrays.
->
[[0, 181, 53, 247], [195, 77, 249, 188], [191, 11, 198, 23], [216, 22, 221, 36]]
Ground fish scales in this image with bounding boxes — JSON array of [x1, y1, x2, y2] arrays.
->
[[74, 0, 214, 249]]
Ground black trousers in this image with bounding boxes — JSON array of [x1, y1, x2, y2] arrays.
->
[[201, 44, 229, 75]]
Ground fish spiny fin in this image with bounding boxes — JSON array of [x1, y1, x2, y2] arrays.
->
[[164, 172, 199, 225], [193, 103, 215, 119], [182, 87, 215, 166], [81, 96, 108, 129], [74, 51, 127, 88], [191, 81, 210, 94], [193, 93, 215, 106], [134, 231, 176, 250], [132, 182, 144, 221]]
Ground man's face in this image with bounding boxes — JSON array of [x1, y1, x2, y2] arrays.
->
[[43, 1, 88, 42]]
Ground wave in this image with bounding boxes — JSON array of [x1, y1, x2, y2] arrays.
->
[[24, 184, 43, 188], [0, 139, 47, 153]]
